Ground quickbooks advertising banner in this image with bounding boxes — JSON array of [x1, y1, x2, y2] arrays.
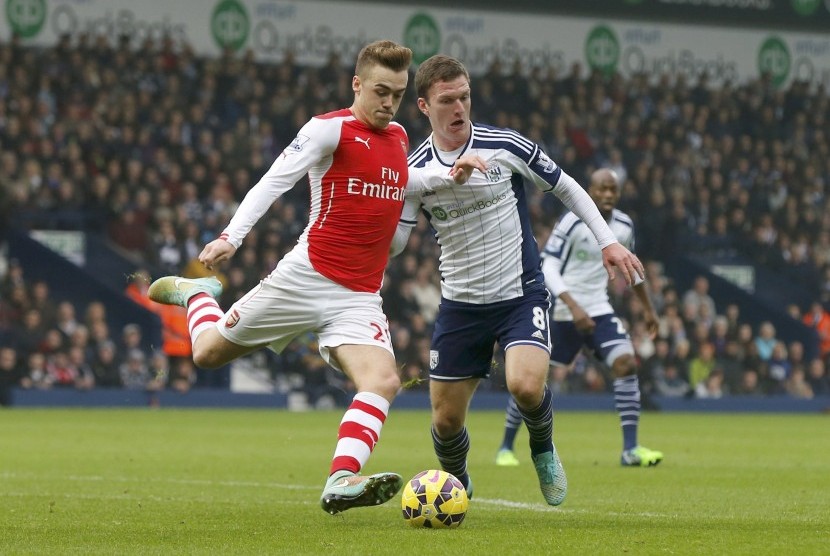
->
[[3, 0, 829, 88]]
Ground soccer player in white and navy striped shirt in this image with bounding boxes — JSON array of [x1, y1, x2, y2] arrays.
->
[[391, 55, 644, 506], [497, 169, 664, 468]]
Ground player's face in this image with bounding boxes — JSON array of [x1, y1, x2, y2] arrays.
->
[[352, 64, 409, 129], [589, 175, 620, 217], [419, 76, 471, 150]]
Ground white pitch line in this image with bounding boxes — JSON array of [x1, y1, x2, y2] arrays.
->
[[2, 472, 677, 518]]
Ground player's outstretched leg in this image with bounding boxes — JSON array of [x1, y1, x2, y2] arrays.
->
[[147, 276, 223, 307], [320, 471, 403, 515]]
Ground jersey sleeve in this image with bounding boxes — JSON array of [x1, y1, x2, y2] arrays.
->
[[541, 221, 571, 297], [406, 165, 459, 196], [389, 195, 421, 257], [495, 132, 617, 249], [220, 117, 338, 248]]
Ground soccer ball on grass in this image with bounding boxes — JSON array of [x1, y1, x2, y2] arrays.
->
[[401, 469, 468, 528]]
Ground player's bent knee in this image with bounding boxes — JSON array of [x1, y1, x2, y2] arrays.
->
[[612, 355, 637, 378], [509, 384, 543, 408], [376, 372, 401, 400], [432, 415, 464, 439]]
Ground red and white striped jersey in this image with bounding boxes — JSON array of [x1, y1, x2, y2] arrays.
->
[[220, 109, 410, 293]]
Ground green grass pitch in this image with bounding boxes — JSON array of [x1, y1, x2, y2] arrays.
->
[[1, 408, 827, 555]]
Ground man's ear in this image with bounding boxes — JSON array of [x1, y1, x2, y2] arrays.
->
[[418, 97, 429, 116], [352, 75, 361, 94]]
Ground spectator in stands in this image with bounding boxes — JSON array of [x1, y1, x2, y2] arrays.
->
[[682, 276, 717, 320], [168, 357, 197, 394], [55, 301, 80, 342], [22, 351, 51, 389], [688, 341, 716, 391], [654, 362, 690, 398], [120, 324, 144, 358], [90, 340, 122, 388], [30, 281, 57, 329], [764, 341, 791, 395], [801, 301, 830, 359], [754, 321, 778, 362], [46, 350, 77, 388], [785, 368, 813, 399], [695, 368, 725, 399], [805, 358, 829, 396], [735, 369, 764, 396], [0, 346, 24, 405], [67, 345, 95, 390], [11, 308, 46, 356], [119, 348, 161, 391]]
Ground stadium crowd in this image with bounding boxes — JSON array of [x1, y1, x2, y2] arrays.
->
[[1, 32, 830, 405]]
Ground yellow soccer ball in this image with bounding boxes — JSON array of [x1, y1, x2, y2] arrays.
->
[[401, 469, 468, 528]]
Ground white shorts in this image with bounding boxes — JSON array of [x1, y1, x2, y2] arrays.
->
[[216, 251, 393, 369]]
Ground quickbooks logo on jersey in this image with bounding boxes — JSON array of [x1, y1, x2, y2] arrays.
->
[[211, 0, 249, 51], [404, 13, 440, 65], [6, 0, 46, 38], [433, 192, 509, 221], [585, 25, 619, 76], [758, 36, 790, 88]]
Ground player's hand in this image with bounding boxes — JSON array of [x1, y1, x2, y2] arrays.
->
[[448, 155, 487, 184], [601, 243, 644, 286], [644, 310, 659, 339], [572, 307, 595, 334], [199, 239, 236, 270]]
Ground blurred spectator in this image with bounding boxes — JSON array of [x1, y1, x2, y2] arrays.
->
[[785, 368, 813, 399], [682, 276, 717, 320], [168, 357, 197, 393], [119, 348, 162, 391], [801, 301, 830, 359], [90, 340, 122, 388], [806, 358, 830, 396], [695, 368, 725, 399], [654, 362, 689, 398], [734, 369, 764, 396], [688, 341, 716, 390], [0, 346, 24, 405], [763, 341, 791, 394], [753, 321, 777, 362], [23, 351, 51, 389]]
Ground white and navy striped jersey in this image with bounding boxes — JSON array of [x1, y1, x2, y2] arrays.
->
[[398, 122, 612, 305], [544, 209, 636, 320]]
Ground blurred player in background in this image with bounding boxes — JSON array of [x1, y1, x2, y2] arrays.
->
[[391, 55, 644, 506], [496, 168, 664, 467], [147, 40, 482, 515]]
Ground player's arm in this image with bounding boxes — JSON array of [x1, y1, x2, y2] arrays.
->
[[406, 154, 487, 196], [512, 144, 644, 285], [541, 227, 595, 334], [623, 229, 658, 339], [199, 119, 335, 270], [389, 196, 420, 257], [633, 282, 659, 339]]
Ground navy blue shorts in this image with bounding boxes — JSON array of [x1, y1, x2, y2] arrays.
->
[[550, 313, 634, 367], [429, 289, 551, 381]]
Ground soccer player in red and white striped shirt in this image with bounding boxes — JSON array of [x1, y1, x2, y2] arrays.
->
[[148, 40, 483, 515]]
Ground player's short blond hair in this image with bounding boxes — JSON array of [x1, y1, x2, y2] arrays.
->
[[355, 40, 413, 77]]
